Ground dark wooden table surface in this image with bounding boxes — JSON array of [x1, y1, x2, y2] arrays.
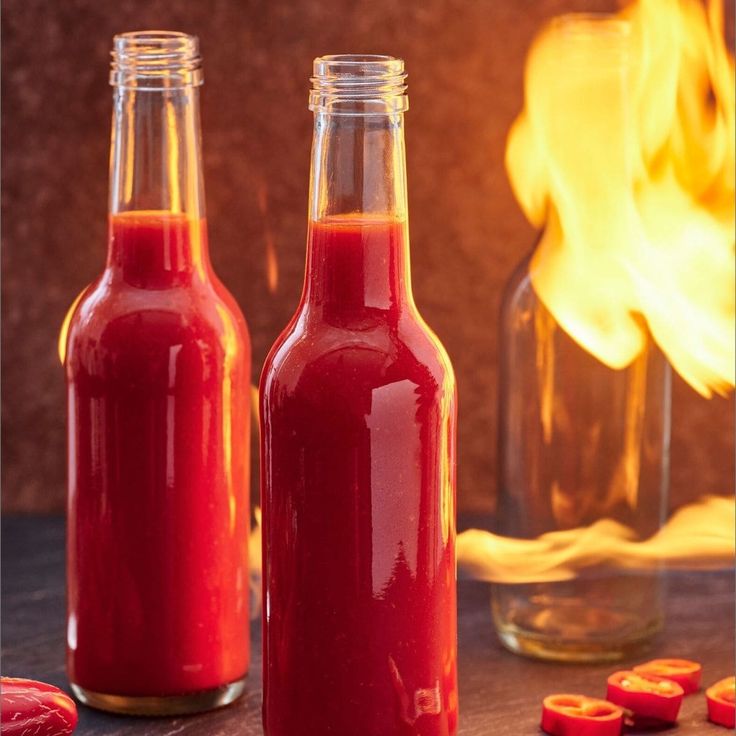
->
[[2, 516, 734, 735]]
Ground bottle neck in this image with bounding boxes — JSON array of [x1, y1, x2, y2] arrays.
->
[[107, 82, 209, 287], [304, 110, 413, 318]]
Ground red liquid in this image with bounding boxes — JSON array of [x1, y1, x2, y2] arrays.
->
[[66, 211, 250, 696], [261, 217, 458, 736]]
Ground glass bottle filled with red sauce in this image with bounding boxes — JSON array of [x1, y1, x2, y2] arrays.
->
[[260, 55, 458, 736], [62, 32, 251, 715]]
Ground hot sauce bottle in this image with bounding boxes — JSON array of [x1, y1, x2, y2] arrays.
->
[[260, 56, 458, 736], [63, 32, 251, 715]]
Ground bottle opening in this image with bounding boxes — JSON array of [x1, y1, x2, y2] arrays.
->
[[550, 12, 630, 37], [110, 31, 203, 89], [310, 54, 408, 115], [545, 14, 632, 67]]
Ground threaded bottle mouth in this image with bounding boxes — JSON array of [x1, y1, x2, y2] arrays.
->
[[309, 54, 408, 114], [544, 14, 632, 67], [110, 31, 203, 89]]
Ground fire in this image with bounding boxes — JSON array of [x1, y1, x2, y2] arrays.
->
[[249, 506, 262, 620], [245, 496, 734, 604], [458, 495, 735, 584], [249, 383, 262, 620], [506, 0, 735, 397], [58, 289, 86, 365], [257, 183, 279, 294]]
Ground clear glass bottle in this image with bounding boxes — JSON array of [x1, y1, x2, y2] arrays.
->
[[493, 257, 671, 662], [260, 56, 458, 735], [63, 32, 251, 714]]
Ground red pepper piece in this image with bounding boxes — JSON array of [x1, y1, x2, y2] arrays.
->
[[606, 670, 683, 724], [633, 658, 702, 694], [0, 677, 78, 735], [541, 693, 624, 736], [706, 676, 735, 729]]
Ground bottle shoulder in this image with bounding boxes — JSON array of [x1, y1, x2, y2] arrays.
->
[[65, 274, 250, 373], [260, 310, 455, 402]]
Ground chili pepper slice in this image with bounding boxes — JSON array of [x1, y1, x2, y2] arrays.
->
[[706, 676, 735, 729], [633, 658, 702, 694], [541, 693, 624, 736], [606, 670, 683, 724], [0, 677, 78, 735]]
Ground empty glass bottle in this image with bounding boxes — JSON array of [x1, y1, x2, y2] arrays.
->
[[493, 257, 671, 662]]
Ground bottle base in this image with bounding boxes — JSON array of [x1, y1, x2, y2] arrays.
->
[[70, 677, 246, 716], [494, 618, 662, 663], [491, 577, 664, 663]]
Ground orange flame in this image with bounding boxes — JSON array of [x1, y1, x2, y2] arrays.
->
[[249, 384, 262, 620], [506, 0, 735, 397], [58, 288, 87, 366], [246, 496, 734, 602], [458, 495, 735, 583], [257, 183, 279, 294], [249, 506, 262, 620]]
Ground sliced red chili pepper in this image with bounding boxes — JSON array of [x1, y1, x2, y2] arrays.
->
[[606, 670, 683, 724], [0, 677, 78, 735], [706, 676, 735, 729], [633, 658, 702, 694], [541, 693, 624, 736]]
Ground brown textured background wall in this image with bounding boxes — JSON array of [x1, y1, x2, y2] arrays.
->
[[2, 0, 733, 514]]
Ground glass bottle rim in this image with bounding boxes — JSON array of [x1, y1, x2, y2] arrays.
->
[[309, 54, 408, 115], [110, 30, 203, 90], [542, 13, 632, 68]]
